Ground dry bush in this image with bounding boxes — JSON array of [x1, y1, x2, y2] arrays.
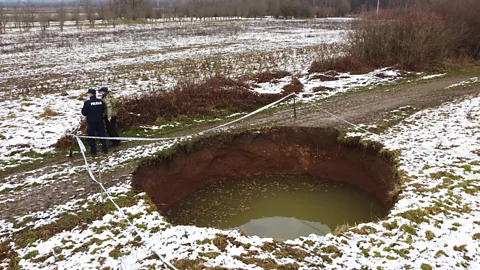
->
[[433, 0, 480, 59], [116, 77, 282, 129], [252, 71, 291, 83], [347, 8, 455, 71], [54, 120, 86, 149], [311, 1, 480, 73], [310, 55, 373, 74], [282, 76, 303, 94]]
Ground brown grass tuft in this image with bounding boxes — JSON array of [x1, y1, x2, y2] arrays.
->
[[282, 76, 304, 94], [212, 234, 229, 252], [310, 56, 373, 74], [252, 71, 291, 83], [39, 106, 59, 118]]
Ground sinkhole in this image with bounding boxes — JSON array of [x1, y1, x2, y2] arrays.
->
[[132, 127, 400, 240]]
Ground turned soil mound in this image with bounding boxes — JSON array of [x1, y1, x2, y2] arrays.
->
[[132, 127, 400, 213]]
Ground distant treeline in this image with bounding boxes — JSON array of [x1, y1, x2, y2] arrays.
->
[[0, 0, 434, 33]]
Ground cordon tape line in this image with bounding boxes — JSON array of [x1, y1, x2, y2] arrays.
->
[[69, 92, 298, 141], [75, 136, 178, 270], [75, 91, 434, 268], [199, 92, 298, 134], [309, 101, 442, 152], [309, 102, 380, 137], [70, 92, 298, 269]]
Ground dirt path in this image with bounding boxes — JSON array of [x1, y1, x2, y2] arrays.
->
[[240, 73, 480, 129], [1, 72, 479, 222]]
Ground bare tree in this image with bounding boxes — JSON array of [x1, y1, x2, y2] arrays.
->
[[39, 12, 51, 32], [56, 3, 66, 32], [334, 0, 351, 16], [112, 0, 149, 21], [82, 0, 96, 27], [23, 1, 36, 30], [71, 6, 82, 30], [0, 1, 6, 34], [100, 0, 119, 27]]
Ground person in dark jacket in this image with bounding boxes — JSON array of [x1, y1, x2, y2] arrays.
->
[[81, 88, 108, 155], [99, 87, 120, 147]]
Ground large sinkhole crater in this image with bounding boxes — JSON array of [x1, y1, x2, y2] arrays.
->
[[132, 127, 400, 239]]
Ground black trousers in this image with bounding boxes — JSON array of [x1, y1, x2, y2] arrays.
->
[[87, 121, 108, 154], [104, 116, 120, 146]]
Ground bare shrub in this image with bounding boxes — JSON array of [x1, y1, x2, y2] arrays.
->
[[433, 0, 480, 59], [348, 9, 455, 71], [282, 76, 303, 94], [310, 55, 373, 74], [116, 77, 282, 129], [312, 86, 333, 92], [313, 1, 480, 73], [252, 71, 291, 83]]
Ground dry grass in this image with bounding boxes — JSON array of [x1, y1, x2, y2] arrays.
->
[[39, 107, 59, 118], [252, 70, 291, 83], [212, 234, 229, 252], [310, 55, 374, 74], [282, 76, 304, 94]]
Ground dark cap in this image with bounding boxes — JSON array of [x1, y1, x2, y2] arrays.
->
[[99, 87, 109, 93], [86, 88, 96, 95]]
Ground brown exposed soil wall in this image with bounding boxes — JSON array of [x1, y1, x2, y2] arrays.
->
[[132, 127, 399, 212]]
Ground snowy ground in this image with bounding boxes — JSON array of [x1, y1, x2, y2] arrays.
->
[[0, 67, 405, 170], [0, 17, 416, 169], [1, 92, 479, 269], [2, 17, 479, 269]]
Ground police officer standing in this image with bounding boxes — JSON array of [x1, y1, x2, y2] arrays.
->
[[99, 87, 120, 147], [81, 88, 108, 155]]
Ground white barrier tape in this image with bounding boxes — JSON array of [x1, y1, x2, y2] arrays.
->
[[307, 98, 439, 152], [69, 93, 297, 269], [200, 92, 297, 134], [75, 136, 177, 270], [308, 101, 380, 138], [71, 92, 297, 142], [71, 134, 183, 142]]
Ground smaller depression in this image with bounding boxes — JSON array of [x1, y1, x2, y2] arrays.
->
[[165, 174, 386, 240]]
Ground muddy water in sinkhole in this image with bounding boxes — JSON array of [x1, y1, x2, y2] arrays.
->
[[165, 174, 386, 240], [133, 127, 400, 240]]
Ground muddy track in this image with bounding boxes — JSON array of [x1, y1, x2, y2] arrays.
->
[[1, 73, 479, 221], [239, 73, 480, 129]]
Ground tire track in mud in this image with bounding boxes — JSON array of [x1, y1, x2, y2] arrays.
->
[[1, 73, 479, 221]]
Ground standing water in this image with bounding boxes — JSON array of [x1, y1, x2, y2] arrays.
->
[[165, 175, 386, 240]]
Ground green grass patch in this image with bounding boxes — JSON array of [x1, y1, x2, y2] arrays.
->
[[421, 263, 432, 270], [425, 231, 436, 241], [400, 224, 417, 235], [23, 250, 39, 260]]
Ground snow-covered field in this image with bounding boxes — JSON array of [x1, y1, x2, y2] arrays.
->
[[1, 93, 479, 269], [2, 18, 480, 269], [0, 17, 413, 169]]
